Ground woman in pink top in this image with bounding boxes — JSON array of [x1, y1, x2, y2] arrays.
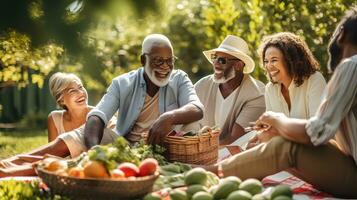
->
[[0, 72, 91, 168]]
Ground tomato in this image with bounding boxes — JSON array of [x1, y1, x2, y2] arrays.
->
[[117, 162, 139, 177], [139, 158, 158, 176]]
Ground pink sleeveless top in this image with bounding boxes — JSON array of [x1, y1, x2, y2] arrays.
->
[[50, 110, 66, 135]]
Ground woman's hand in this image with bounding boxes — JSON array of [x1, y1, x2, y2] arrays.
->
[[246, 111, 285, 149], [246, 130, 279, 149], [255, 111, 284, 127]]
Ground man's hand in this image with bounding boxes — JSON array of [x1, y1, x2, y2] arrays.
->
[[84, 116, 105, 149], [147, 112, 174, 145]]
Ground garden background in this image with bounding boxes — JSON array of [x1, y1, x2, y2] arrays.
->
[[0, 0, 355, 158]]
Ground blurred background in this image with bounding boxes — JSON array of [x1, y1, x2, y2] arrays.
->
[[0, 0, 355, 131]]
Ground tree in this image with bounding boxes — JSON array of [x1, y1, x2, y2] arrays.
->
[[0, 31, 63, 88], [0, 0, 162, 88]]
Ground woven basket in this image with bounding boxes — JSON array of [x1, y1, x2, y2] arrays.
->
[[36, 168, 159, 200], [163, 130, 220, 165]]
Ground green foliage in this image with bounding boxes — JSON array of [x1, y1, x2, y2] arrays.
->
[[131, 140, 168, 166], [0, 180, 68, 200], [0, 180, 42, 200], [0, 31, 63, 88], [82, 0, 355, 88], [0, 130, 47, 159], [1, 0, 355, 93], [0, 0, 162, 91], [19, 112, 48, 130], [0, 0, 161, 54], [87, 137, 167, 171], [234, 0, 355, 78], [88, 137, 139, 171]]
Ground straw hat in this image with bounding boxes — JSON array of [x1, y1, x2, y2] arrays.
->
[[203, 35, 255, 74]]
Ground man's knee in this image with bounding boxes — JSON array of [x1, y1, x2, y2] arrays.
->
[[269, 136, 290, 147], [267, 136, 296, 167]]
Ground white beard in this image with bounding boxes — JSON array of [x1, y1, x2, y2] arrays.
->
[[144, 61, 171, 87], [213, 67, 236, 83]]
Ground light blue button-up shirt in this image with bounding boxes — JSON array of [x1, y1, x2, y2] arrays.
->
[[88, 67, 204, 136]]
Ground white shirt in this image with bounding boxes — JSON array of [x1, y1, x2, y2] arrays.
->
[[215, 87, 239, 128], [265, 72, 326, 118], [307, 55, 357, 164]]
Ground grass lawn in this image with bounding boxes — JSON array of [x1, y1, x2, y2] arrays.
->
[[0, 130, 48, 159]]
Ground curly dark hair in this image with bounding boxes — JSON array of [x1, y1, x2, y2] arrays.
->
[[258, 32, 320, 87]]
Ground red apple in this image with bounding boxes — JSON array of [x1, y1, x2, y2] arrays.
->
[[139, 158, 158, 176], [117, 162, 139, 177]]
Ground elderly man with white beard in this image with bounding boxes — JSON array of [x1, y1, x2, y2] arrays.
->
[[0, 34, 203, 177], [84, 34, 204, 147], [188, 35, 265, 149]]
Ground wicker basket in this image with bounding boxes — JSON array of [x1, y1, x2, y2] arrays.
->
[[163, 129, 220, 165], [36, 167, 159, 200]]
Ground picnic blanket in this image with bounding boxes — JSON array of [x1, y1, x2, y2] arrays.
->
[[262, 171, 334, 200], [218, 132, 336, 199]]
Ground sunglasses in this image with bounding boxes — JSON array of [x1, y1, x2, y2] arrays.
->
[[145, 53, 177, 66], [211, 54, 241, 65]]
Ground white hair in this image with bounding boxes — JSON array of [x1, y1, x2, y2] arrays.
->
[[142, 34, 173, 55]]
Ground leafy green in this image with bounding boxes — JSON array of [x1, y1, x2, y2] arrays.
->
[[0, 180, 68, 200], [86, 137, 167, 171], [131, 140, 168, 166]]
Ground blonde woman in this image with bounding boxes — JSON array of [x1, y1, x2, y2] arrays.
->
[[0, 72, 91, 169], [0, 72, 117, 177], [47, 72, 91, 142]]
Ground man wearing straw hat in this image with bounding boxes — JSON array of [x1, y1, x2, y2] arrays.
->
[[186, 35, 265, 155]]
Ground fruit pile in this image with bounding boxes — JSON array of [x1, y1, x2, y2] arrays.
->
[[37, 137, 163, 180], [39, 156, 159, 179], [145, 168, 293, 200]]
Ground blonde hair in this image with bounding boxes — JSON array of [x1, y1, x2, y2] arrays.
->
[[49, 72, 82, 109]]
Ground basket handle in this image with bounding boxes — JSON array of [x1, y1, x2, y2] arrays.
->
[[198, 135, 203, 152], [209, 130, 219, 146]]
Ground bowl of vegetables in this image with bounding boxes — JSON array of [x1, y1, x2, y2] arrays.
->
[[36, 137, 163, 199]]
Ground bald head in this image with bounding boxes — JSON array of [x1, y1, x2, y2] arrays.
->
[[142, 34, 173, 55]]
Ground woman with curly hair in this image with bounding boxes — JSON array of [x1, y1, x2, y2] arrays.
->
[[244, 32, 327, 147], [260, 32, 326, 119], [203, 7, 357, 198]]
